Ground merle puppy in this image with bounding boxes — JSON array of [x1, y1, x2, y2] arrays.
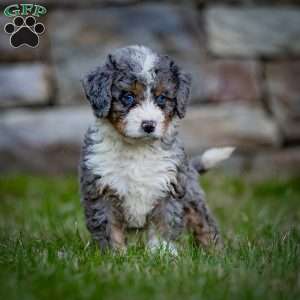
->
[[80, 45, 234, 254]]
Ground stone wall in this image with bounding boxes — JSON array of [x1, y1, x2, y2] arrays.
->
[[0, 0, 300, 176]]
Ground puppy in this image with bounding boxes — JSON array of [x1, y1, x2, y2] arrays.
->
[[80, 45, 234, 254]]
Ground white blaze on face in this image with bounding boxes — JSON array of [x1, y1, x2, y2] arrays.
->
[[123, 46, 165, 139], [141, 49, 157, 83], [130, 45, 157, 83], [124, 99, 165, 139]]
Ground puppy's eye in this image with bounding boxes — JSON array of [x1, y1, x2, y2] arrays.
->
[[156, 95, 166, 108], [121, 92, 135, 106]]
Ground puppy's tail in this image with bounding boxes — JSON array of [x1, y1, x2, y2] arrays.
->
[[191, 147, 235, 174]]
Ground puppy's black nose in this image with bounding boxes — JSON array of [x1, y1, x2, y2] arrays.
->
[[141, 120, 156, 133]]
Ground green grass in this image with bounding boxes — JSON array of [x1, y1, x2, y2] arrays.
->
[[0, 174, 299, 300]]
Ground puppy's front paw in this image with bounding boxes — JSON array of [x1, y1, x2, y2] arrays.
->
[[147, 237, 178, 256]]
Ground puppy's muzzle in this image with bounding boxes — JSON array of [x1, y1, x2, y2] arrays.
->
[[141, 120, 157, 134]]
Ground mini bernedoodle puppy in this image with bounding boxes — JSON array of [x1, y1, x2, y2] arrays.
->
[[80, 45, 234, 255]]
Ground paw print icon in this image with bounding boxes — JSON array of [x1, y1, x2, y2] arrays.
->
[[4, 16, 45, 48]]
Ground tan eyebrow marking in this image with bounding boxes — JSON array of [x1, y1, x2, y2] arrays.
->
[[131, 81, 145, 95], [153, 83, 166, 97]]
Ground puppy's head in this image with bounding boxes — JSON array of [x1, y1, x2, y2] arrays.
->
[[82, 45, 191, 141]]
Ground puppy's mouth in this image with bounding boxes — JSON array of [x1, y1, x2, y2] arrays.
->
[[121, 119, 164, 142], [122, 132, 161, 144]]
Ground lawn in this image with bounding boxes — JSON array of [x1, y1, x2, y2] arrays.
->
[[0, 174, 299, 300]]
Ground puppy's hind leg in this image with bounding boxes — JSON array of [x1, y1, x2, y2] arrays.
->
[[184, 167, 222, 249], [184, 199, 222, 249], [184, 149, 233, 249]]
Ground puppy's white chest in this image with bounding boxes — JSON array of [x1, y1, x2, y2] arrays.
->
[[87, 129, 178, 228], [119, 153, 174, 227]]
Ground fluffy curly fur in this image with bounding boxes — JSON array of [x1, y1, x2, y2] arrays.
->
[[80, 45, 233, 254]]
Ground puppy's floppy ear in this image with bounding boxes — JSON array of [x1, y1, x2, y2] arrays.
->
[[81, 55, 115, 118], [172, 63, 192, 119]]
